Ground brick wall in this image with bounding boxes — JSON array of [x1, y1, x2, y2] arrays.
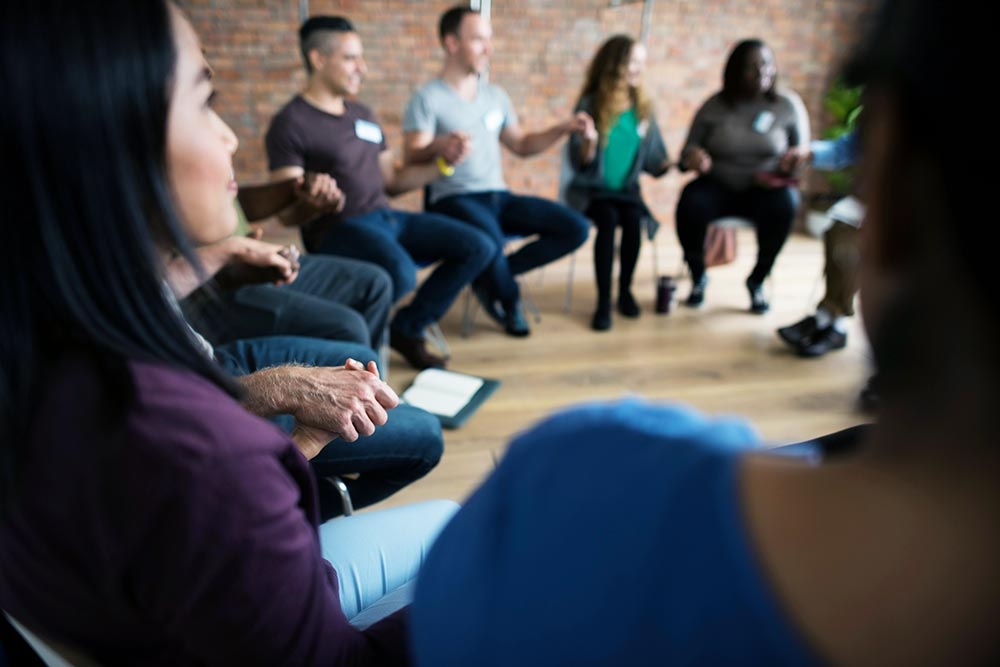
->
[[188, 0, 873, 219]]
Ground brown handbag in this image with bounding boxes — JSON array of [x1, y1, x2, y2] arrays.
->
[[704, 224, 737, 267]]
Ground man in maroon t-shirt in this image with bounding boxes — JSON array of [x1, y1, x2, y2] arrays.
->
[[266, 16, 494, 370]]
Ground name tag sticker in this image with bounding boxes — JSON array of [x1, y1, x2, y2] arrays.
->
[[483, 109, 504, 133], [752, 110, 775, 134], [355, 119, 384, 144]]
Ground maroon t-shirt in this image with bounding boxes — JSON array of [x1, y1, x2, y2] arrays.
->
[[266, 97, 390, 251], [0, 351, 408, 665]]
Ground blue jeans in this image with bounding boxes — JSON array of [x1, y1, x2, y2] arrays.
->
[[181, 254, 393, 350], [316, 208, 495, 338], [430, 191, 590, 305], [214, 336, 444, 520]]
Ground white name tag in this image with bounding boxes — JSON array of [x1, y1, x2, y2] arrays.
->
[[483, 109, 504, 133], [355, 119, 383, 144], [752, 110, 775, 134]]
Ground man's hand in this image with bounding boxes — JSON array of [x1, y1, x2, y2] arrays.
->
[[436, 131, 472, 166], [240, 358, 399, 447], [682, 147, 713, 174], [295, 172, 345, 213]]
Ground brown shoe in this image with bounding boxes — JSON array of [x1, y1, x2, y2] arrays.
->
[[390, 330, 448, 370]]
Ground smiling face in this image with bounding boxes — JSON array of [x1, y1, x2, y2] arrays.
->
[[446, 13, 493, 75], [311, 30, 367, 97], [165, 6, 239, 246], [624, 43, 647, 88], [742, 45, 776, 97]]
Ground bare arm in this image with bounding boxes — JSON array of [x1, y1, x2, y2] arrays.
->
[[402, 129, 471, 166], [379, 149, 444, 197], [500, 112, 592, 158]]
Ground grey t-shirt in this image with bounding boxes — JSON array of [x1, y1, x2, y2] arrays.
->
[[404, 78, 516, 203], [681, 89, 810, 191]]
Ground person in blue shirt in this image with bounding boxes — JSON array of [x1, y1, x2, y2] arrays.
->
[[409, 1, 1000, 663]]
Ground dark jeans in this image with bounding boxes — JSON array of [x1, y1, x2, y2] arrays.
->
[[316, 208, 494, 338], [675, 177, 799, 284], [214, 336, 444, 520], [182, 255, 393, 350], [430, 191, 590, 306], [586, 199, 645, 309]]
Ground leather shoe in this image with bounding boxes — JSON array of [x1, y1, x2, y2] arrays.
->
[[472, 284, 505, 327], [685, 275, 708, 307], [390, 330, 447, 369], [591, 307, 612, 331], [797, 326, 847, 358], [617, 291, 640, 318], [747, 279, 769, 314], [504, 301, 531, 337], [777, 316, 819, 349]]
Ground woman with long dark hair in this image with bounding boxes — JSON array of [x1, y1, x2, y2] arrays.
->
[[0, 2, 436, 663], [565, 35, 670, 331], [410, 1, 1000, 663], [675, 38, 810, 313]]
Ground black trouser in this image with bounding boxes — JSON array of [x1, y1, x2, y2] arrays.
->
[[675, 176, 799, 284], [586, 199, 644, 310]]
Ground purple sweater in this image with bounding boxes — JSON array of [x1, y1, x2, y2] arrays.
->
[[0, 352, 407, 666]]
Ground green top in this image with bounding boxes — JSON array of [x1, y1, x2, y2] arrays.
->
[[233, 200, 251, 237], [602, 108, 641, 191]]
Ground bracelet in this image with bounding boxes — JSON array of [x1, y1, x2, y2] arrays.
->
[[436, 156, 455, 177]]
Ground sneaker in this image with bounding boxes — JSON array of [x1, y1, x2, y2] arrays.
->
[[390, 328, 448, 369], [685, 275, 708, 308], [617, 291, 640, 318], [472, 284, 505, 327], [504, 301, 531, 337], [777, 316, 820, 349], [797, 326, 847, 357], [746, 279, 769, 314], [591, 307, 612, 331]]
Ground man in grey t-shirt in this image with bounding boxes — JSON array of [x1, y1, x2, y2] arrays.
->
[[403, 5, 590, 337]]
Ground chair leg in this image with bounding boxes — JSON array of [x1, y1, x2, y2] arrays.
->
[[327, 476, 355, 517], [461, 286, 476, 338], [424, 322, 450, 358], [563, 251, 576, 313]]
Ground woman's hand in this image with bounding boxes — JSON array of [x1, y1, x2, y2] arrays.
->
[[683, 147, 712, 174]]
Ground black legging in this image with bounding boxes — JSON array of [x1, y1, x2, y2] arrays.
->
[[675, 176, 799, 284], [586, 199, 645, 309]]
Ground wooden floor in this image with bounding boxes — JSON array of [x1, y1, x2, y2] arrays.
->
[[357, 227, 873, 510]]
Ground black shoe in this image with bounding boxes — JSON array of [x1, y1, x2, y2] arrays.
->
[[390, 328, 448, 369], [472, 284, 505, 327], [746, 279, 769, 314], [685, 275, 708, 308], [504, 301, 531, 337], [797, 326, 847, 357], [777, 316, 820, 349], [858, 374, 880, 413], [591, 307, 612, 331], [617, 291, 640, 318]]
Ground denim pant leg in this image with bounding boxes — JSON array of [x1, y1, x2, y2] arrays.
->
[[282, 254, 394, 350], [497, 193, 590, 277], [214, 336, 444, 520], [391, 209, 495, 336], [430, 192, 519, 304], [316, 210, 418, 302]]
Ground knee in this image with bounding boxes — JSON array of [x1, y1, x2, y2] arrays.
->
[[565, 211, 590, 248], [387, 265, 417, 302], [464, 229, 498, 270], [335, 310, 371, 346], [366, 264, 395, 305]]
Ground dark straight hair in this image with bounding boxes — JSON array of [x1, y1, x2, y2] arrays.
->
[[439, 5, 478, 44], [0, 0, 240, 514], [721, 38, 778, 106], [299, 15, 356, 74]]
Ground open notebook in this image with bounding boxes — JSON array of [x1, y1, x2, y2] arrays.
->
[[401, 369, 500, 429]]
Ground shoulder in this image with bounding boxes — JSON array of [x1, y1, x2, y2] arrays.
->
[[774, 88, 805, 112], [346, 100, 378, 123]]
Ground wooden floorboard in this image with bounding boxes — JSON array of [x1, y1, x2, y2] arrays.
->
[[335, 227, 872, 510]]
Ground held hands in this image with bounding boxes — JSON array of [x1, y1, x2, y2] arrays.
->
[[289, 359, 399, 454], [778, 147, 808, 174], [295, 172, 345, 214], [682, 147, 713, 175], [567, 111, 598, 142], [437, 131, 472, 167]]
